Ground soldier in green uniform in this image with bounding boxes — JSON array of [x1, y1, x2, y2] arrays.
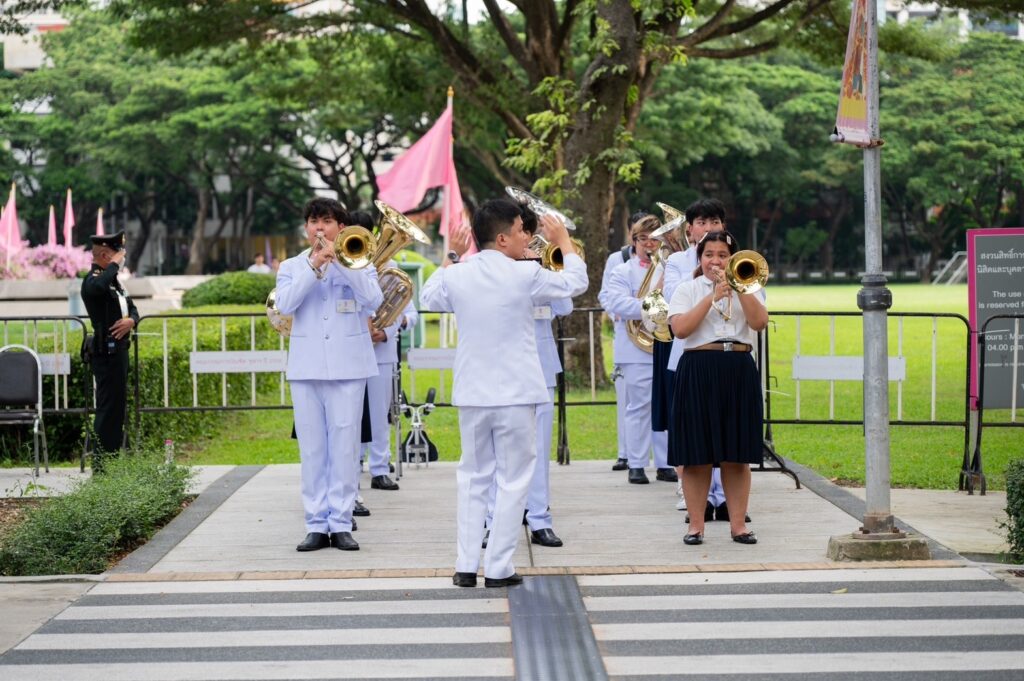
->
[[81, 231, 138, 470]]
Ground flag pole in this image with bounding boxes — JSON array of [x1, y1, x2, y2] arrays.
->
[[5, 183, 15, 268], [440, 86, 455, 357]]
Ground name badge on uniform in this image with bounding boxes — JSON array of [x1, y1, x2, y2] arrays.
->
[[336, 299, 357, 314], [714, 321, 737, 338], [115, 289, 130, 319], [533, 305, 553, 320]]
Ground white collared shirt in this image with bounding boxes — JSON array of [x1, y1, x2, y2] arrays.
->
[[667, 275, 765, 349]]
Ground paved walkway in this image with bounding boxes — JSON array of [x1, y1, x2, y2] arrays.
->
[[0, 465, 235, 499], [3, 459, 1022, 679]]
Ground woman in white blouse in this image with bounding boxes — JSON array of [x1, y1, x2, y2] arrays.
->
[[666, 231, 768, 546]]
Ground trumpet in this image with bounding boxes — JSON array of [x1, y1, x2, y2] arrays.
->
[[334, 225, 377, 269], [505, 186, 577, 231], [527, 234, 586, 271]]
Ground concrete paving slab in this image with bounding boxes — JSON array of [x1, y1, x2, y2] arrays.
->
[[0, 465, 234, 499], [846, 487, 1010, 556], [0, 582, 93, 655], [145, 461, 872, 574]]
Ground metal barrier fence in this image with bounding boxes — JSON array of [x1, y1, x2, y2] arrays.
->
[[2, 309, 999, 490], [967, 314, 1024, 494]]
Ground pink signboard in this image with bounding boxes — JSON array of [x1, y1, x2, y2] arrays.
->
[[967, 227, 1024, 409]]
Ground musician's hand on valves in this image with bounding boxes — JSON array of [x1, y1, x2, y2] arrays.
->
[[540, 214, 572, 254], [309, 231, 334, 269], [712, 267, 731, 302]]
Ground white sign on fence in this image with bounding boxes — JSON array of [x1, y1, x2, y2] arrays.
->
[[792, 355, 906, 381], [189, 351, 288, 374], [37, 353, 71, 376], [407, 348, 457, 370]]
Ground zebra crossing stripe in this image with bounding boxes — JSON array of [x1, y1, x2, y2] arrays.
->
[[593, 618, 1024, 640], [585, 590, 1024, 611], [578, 566, 988, 587]]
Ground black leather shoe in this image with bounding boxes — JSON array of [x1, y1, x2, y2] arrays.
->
[[482, 529, 489, 549], [329, 532, 359, 551], [353, 500, 371, 517], [452, 572, 477, 587], [485, 573, 524, 588], [656, 467, 678, 483], [628, 468, 649, 484], [296, 532, 330, 552], [611, 458, 628, 471], [371, 475, 400, 491], [683, 532, 704, 545], [351, 519, 357, 532], [389, 462, 395, 473], [714, 503, 751, 522], [531, 528, 563, 547], [732, 531, 757, 545]]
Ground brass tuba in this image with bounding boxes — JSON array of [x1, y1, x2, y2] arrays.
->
[[505, 186, 577, 231], [527, 234, 586, 271], [370, 200, 432, 330], [651, 202, 689, 255], [265, 289, 293, 337], [626, 247, 671, 353]]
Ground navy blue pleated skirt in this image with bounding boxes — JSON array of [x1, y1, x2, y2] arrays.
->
[[668, 350, 763, 467], [651, 339, 674, 432]]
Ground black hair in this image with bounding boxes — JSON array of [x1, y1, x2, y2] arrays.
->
[[684, 198, 726, 224], [348, 210, 375, 230], [519, 203, 539, 235], [693, 230, 738, 277], [304, 197, 349, 224], [629, 210, 651, 225], [472, 198, 522, 248], [253, 253, 264, 260]]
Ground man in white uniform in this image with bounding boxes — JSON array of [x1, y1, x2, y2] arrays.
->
[[275, 198, 383, 552], [600, 216, 673, 485], [420, 198, 587, 587]]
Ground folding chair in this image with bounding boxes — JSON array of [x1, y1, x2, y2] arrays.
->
[[0, 344, 49, 476]]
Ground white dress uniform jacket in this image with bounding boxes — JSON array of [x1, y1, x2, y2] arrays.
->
[[275, 252, 383, 380], [534, 297, 573, 388], [599, 256, 657, 365], [419, 250, 588, 406], [662, 247, 698, 371]]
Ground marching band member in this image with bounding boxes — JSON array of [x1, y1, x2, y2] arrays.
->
[[601, 227, 635, 472], [599, 215, 673, 485], [484, 203, 572, 549], [351, 211, 416, 492], [667, 230, 767, 546], [276, 198, 383, 553], [420, 198, 587, 588]]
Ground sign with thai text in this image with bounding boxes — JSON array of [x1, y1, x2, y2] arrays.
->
[[189, 351, 287, 374]]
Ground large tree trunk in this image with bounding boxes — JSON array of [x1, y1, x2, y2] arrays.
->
[[560, 1, 641, 388], [185, 186, 209, 275]]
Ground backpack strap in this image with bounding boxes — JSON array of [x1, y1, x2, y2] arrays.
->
[[620, 245, 632, 263]]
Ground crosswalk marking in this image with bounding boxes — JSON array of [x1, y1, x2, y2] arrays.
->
[[0, 659, 517, 681], [57, 598, 508, 620], [578, 566, 986, 587], [594, 618, 1024, 640], [585, 590, 1024, 611], [16, 626, 513, 649], [602, 651, 1024, 676], [91, 577, 458, 595]]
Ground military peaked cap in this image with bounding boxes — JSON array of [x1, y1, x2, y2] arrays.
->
[[90, 231, 126, 251]]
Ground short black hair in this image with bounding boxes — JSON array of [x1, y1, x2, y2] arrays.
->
[[518, 203, 539, 235], [348, 210, 375, 230], [685, 198, 726, 224], [629, 210, 651, 225], [304, 197, 349, 224], [472, 198, 521, 248]]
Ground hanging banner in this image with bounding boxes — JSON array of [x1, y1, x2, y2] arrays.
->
[[833, 0, 873, 146]]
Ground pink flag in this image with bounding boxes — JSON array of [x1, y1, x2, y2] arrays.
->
[[376, 101, 467, 247], [63, 188, 75, 246], [3, 185, 23, 260], [96, 207, 105, 236], [47, 205, 57, 246]]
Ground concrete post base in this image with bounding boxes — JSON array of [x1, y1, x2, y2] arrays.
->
[[827, 533, 932, 561]]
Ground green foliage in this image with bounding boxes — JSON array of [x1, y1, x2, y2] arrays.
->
[[181, 272, 276, 308], [1005, 458, 1024, 561], [0, 453, 193, 575]]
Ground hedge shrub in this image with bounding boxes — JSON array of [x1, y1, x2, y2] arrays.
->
[[182, 271, 276, 308], [0, 453, 193, 575], [1005, 458, 1024, 562]]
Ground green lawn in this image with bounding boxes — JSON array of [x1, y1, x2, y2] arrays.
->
[[162, 284, 1021, 489]]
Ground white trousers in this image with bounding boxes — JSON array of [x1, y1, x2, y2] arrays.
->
[[291, 379, 365, 533], [361, 363, 394, 477], [487, 389, 555, 532], [621, 363, 667, 470], [456, 405, 537, 579], [614, 365, 627, 459]]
